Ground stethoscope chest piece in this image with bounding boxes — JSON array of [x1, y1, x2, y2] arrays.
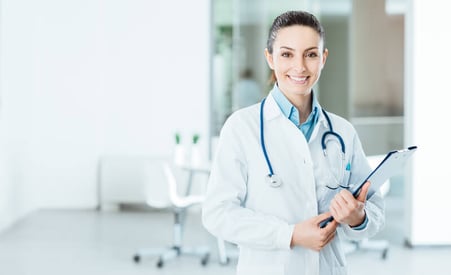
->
[[266, 174, 282, 188]]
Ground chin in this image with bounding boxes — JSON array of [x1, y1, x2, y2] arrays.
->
[[292, 89, 312, 96]]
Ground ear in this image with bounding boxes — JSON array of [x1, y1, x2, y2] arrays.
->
[[264, 48, 274, 70], [321, 48, 329, 69]]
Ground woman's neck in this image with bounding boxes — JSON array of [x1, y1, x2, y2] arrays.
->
[[285, 92, 312, 124]]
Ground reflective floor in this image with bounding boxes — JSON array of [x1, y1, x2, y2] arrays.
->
[[0, 196, 450, 275]]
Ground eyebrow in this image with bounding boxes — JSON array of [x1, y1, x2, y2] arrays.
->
[[279, 46, 319, 51]]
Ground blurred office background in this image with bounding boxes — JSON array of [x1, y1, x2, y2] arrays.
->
[[0, 0, 450, 274]]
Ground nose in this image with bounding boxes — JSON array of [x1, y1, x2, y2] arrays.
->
[[292, 57, 306, 72]]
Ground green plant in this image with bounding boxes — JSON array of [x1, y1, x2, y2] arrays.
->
[[175, 132, 181, 144], [192, 134, 200, 144]]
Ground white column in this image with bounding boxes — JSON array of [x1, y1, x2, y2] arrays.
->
[[405, 0, 451, 245]]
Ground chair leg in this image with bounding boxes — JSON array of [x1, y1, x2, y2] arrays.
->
[[358, 239, 390, 259], [217, 238, 229, 265], [133, 209, 210, 268], [344, 239, 389, 260]]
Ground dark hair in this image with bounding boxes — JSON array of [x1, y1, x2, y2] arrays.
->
[[266, 10, 325, 54]]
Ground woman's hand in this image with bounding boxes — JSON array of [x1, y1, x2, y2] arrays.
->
[[290, 212, 338, 251], [329, 181, 371, 227]]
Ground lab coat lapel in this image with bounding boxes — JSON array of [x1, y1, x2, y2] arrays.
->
[[263, 94, 313, 159], [262, 94, 318, 214], [262, 93, 283, 121], [309, 104, 328, 143]]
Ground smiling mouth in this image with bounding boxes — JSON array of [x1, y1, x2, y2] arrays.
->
[[289, 75, 309, 83]]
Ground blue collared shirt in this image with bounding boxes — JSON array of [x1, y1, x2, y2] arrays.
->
[[271, 85, 320, 142]]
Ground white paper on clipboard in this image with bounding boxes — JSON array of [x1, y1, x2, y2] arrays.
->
[[351, 146, 418, 199], [319, 146, 417, 228]]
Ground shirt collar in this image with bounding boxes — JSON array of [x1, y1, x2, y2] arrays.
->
[[270, 84, 320, 125], [271, 84, 294, 119]]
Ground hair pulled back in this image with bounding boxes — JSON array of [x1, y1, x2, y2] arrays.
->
[[266, 10, 325, 54]]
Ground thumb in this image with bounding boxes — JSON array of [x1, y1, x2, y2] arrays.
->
[[357, 181, 371, 203]]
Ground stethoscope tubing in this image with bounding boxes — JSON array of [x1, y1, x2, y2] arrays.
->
[[260, 96, 346, 188], [320, 108, 345, 156], [260, 97, 274, 177]]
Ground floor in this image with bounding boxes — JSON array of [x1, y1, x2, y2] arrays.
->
[[0, 196, 450, 275]]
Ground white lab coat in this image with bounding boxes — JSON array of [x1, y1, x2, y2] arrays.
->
[[202, 94, 385, 275]]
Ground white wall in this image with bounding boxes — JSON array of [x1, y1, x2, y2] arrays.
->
[[405, 0, 451, 245], [0, 0, 37, 231], [0, 0, 211, 229]]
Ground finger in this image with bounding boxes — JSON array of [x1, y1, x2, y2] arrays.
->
[[339, 189, 355, 202], [357, 181, 371, 202], [329, 205, 336, 219], [324, 231, 336, 245], [334, 192, 348, 207], [324, 229, 336, 243], [331, 219, 339, 227], [319, 228, 336, 250], [331, 195, 350, 218], [329, 199, 339, 215], [323, 219, 338, 232], [329, 204, 342, 223]]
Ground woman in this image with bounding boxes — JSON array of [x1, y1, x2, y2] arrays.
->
[[202, 10, 384, 275]]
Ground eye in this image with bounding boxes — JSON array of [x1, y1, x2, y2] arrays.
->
[[305, 52, 319, 58], [281, 52, 292, 58]]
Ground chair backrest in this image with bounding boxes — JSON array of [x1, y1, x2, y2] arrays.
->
[[145, 158, 206, 209], [99, 154, 202, 210], [143, 157, 173, 209]]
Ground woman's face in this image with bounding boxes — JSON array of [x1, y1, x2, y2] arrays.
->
[[265, 25, 328, 99]]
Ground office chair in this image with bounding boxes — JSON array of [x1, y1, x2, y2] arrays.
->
[[343, 155, 390, 260], [132, 158, 210, 268]]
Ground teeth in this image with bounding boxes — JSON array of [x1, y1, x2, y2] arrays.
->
[[290, 76, 307, 81]]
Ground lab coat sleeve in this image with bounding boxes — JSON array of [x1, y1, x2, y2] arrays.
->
[[202, 114, 294, 251], [340, 131, 385, 240]]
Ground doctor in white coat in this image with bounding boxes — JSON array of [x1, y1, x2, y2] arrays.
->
[[202, 10, 384, 275]]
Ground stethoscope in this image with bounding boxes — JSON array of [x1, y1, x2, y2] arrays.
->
[[260, 96, 346, 188]]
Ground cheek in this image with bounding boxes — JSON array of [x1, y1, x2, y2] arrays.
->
[[273, 60, 289, 74], [307, 60, 322, 72]]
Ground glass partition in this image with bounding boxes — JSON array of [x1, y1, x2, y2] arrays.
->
[[211, 0, 309, 136], [211, 0, 405, 156]]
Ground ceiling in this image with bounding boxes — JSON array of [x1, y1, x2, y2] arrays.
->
[[214, 0, 405, 25]]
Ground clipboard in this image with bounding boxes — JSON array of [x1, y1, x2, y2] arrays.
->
[[319, 146, 417, 228]]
